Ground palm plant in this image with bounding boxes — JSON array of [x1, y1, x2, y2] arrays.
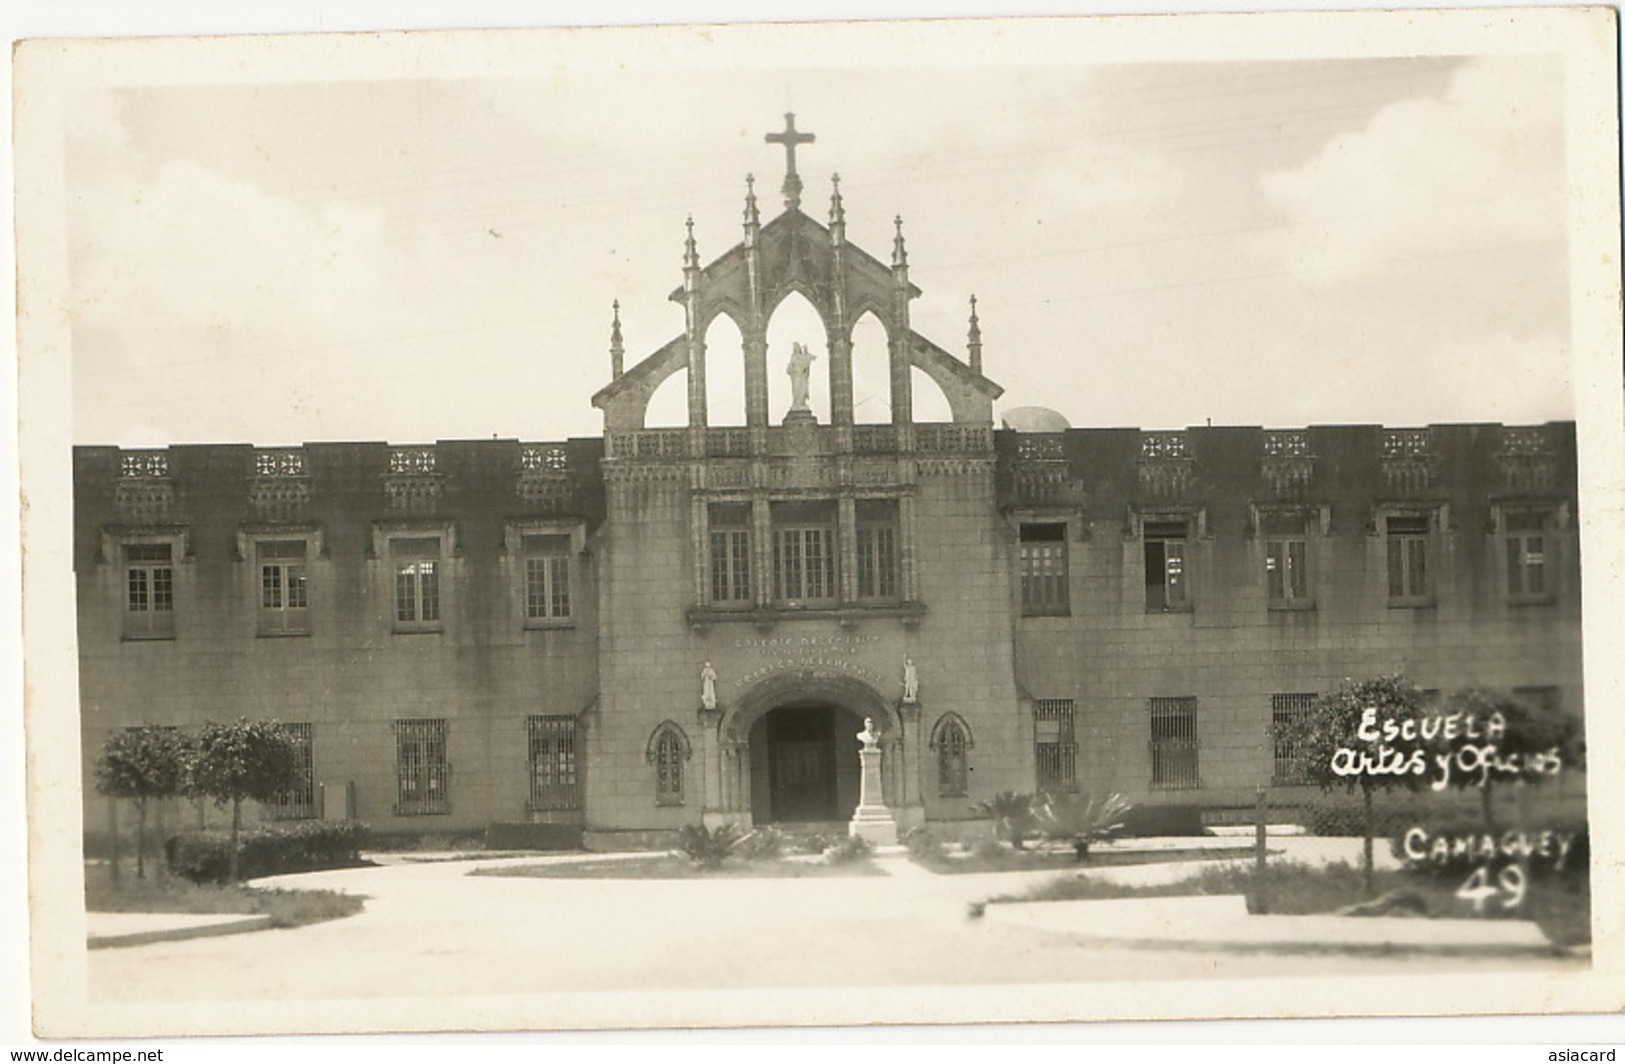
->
[[1036, 791, 1132, 862], [972, 791, 1037, 850]]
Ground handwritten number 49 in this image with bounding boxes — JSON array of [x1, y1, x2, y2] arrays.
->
[[1455, 864, 1527, 913]]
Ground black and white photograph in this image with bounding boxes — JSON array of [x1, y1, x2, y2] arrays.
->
[[10, 5, 1624, 1042]]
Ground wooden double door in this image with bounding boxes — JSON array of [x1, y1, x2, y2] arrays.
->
[[764, 704, 860, 823]]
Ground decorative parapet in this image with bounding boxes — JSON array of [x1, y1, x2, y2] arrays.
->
[[705, 429, 752, 458], [1009, 433, 1083, 507], [1260, 430, 1315, 499], [606, 429, 688, 460], [384, 445, 441, 514], [249, 448, 311, 520], [1380, 429, 1434, 496], [1138, 431, 1194, 502], [517, 443, 578, 513], [1497, 426, 1557, 493], [115, 450, 175, 522], [852, 425, 898, 455], [915, 424, 993, 453]]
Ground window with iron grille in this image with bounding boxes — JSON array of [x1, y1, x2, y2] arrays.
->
[[1034, 699, 1077, 791], [708, 503, 752, 605], [257, 539, 309, 635], [1149, 697, 1200, 789], [1019, 523, 1069, 616], [932, 714, 972, 797], [649, 723, 687, 807], [391, 537, 442, 631], [771, 501, 837, 605], [268, 723, 316, 819], [521, 534, 571, 623], [1270, 694, 1316, 785], [1504, 511, 1550, 603], [1385, 514, 1431, 605], [1261, 514, 1310, 607], [123, 542, 175, 640], [395, 718, 449, 815], [1144, 520, 1190, 612], [528, 715, 580, 811], [855, 499, 900, 602]]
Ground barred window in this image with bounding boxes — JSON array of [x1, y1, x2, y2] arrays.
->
[[931, 713, 972, 797], [1270, 693, 1316, 785], [1019, 523, 1069, 616], [258, 540, 309, 635], [396, 718, 449, 815], [1144, 520, 1190, 612], [391, 537, 442, 630], [268, 723, 316, 819], [856, 499, 900, 602], [1034, 699, 1077, 792], [1149, 697, 1200, 789], [521, 535, 571, 622], [123, 542, 175, 640], [708, 503, 752, 605], [528, 715, 580, 811]]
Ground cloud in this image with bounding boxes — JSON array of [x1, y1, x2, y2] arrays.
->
[[1259, 57, 1564, 285]]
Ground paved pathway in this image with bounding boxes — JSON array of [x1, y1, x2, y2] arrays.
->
[[87, 843, 1578, 1007]]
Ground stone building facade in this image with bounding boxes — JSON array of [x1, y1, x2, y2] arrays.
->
[[74, 119, 1583, 848]]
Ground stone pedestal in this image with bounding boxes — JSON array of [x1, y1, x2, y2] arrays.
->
[[849, 738, 898, 845]]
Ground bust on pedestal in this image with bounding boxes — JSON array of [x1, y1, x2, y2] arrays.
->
[[848, 716, 898, 845]]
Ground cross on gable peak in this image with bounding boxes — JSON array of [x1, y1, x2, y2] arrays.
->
[[765, 112, 816, 211]]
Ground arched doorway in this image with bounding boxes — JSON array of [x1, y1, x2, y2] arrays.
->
[[748, 701, 864, 824], [721, 670, 900, 828]]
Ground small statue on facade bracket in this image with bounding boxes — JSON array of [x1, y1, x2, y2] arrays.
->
[[700, 661, 718, 710], [902, 658, 919, 704], [786, 341, 818, 414]]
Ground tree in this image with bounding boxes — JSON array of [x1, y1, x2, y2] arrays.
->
[[189, 719, 300, 883], [1441, 687, 1582, 829], [1274, 674, 1430, 894], [93, 725, 190, 881]]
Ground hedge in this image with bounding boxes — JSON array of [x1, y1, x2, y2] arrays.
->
[[166, 820, 371, 884]]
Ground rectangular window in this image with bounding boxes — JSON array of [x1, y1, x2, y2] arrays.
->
[[528, 715, 580, 811], [1033, 699, 1077, 792], [395, 718, 449, 815], [1262, 514, 1310, 607], [521, 534, 572, 623], [1019, 523, 1069, 616], [1512, 686, 1560, 715], [1505, 511, 1549, 602], [392, 537, 442, 630], [268, 723, 316, 819], [708, 503, 752, 605], [1270, 693, 1316, 785], [257, 540, 309, 635], [772, 501, 837, 605], [1386, 515, 1431, 604], [123, 543, 175, 639], [1149, 697, 1200, 789], [1144, 520, 1190, 612], [855, 499, 900, 602]]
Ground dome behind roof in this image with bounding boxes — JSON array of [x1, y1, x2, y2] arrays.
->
[[1000, 406, 1071, 432]]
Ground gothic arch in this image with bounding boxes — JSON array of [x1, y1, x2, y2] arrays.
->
[[722, 670, 898, 744], [646, 720, 692, 807], [645, 720, 693, 763], [928, 711, 975, 751]]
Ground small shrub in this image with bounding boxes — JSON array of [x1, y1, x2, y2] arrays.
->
[[825, 835, 874, 865], [734, 826, 789, 862], [971, 791, 1036, 849], [902, 828, 946, 863], [791, 832, 835, 855], [166, 820, 371, 884], [972, 839, 1007, 863], [677, 823, 747, 867]]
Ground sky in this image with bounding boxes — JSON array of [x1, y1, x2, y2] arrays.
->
[[61, 46, 1573, 447]]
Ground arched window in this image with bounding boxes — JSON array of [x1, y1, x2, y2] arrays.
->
[[929, 713, 973, 798], [646, 722, 692, 807]]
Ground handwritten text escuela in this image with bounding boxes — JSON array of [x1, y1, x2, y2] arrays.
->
[[1330, 707, 1563, 789]]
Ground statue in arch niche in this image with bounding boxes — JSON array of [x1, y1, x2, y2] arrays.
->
[[786, 341, 818, 414]]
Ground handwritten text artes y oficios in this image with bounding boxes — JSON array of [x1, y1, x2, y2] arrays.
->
[[1329, 707, 1563, 789]]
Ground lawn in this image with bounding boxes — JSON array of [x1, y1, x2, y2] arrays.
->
[[472, 854, 886, 879], [913, 843, 1257, 875], [86, 871, 365, 928]]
